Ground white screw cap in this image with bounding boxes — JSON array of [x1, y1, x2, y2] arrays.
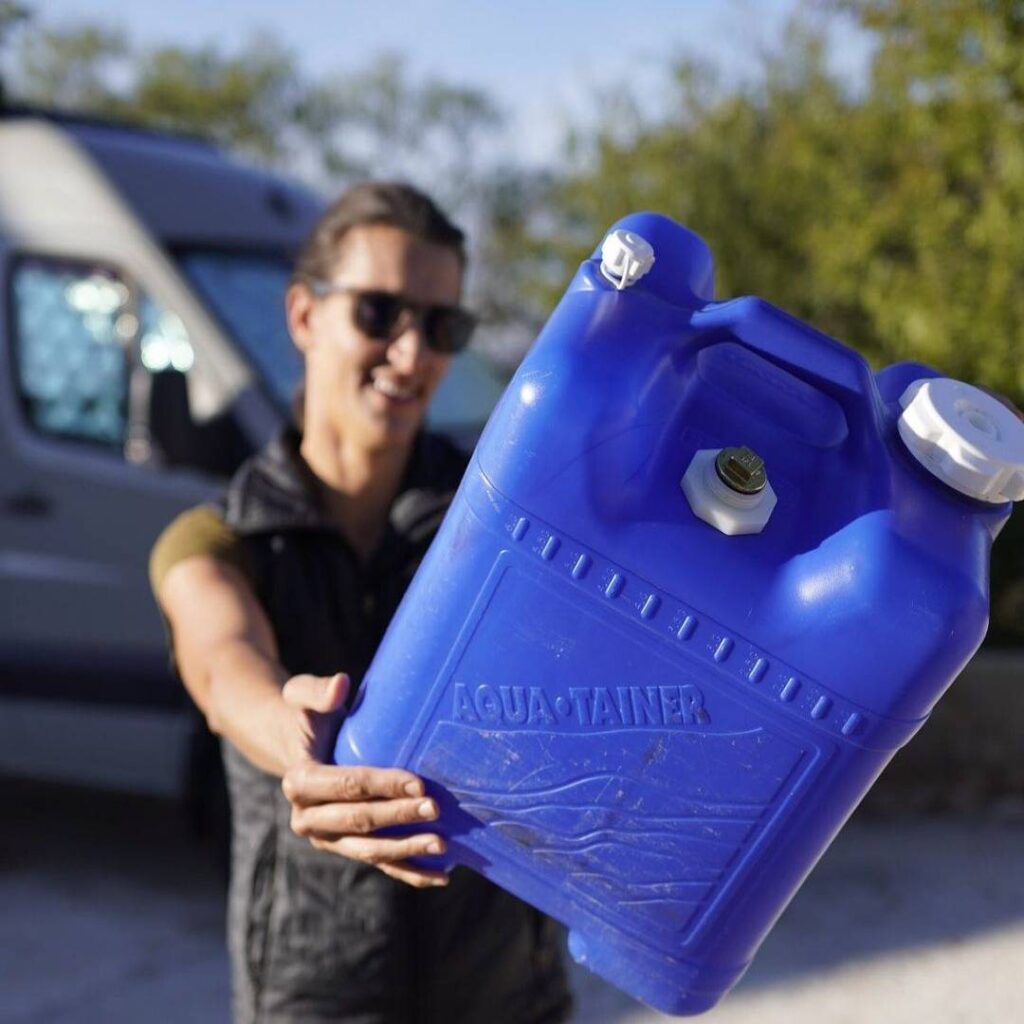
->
[[600, 229, 655, 290], [898, 378, 1024, 503], [681, 449, 777, 535]]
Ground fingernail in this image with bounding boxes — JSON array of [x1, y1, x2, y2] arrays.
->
[[426, 840, 444, 854], [404, 781, 423, 797], [432, 876, 449, 886], [418, 799, 435, 819]]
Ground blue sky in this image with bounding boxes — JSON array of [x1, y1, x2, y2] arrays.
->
[[41, 1, 872, 166]]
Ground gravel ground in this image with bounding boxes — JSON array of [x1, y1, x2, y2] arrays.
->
[[2, 779, 1022, 1024]]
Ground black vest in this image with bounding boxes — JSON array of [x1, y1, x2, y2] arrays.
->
[[217, 429, 572, 1024]]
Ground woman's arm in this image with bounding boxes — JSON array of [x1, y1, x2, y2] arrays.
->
[[158, 555, 295, 774], [156, 556, 449, 886]]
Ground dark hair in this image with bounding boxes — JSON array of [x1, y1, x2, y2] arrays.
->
[[292, 181, 466, 286]]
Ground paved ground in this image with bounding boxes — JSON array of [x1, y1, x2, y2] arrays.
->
[[2, 779, 1023, 1024]]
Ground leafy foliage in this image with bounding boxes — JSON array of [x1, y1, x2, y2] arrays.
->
[[2, 18, 501, 207], [0, 1, 28, 47], [13, 21, 127, 111], [125, 34, 302, 161], [517, 2, 1024, 408], [307, 53, 502, 194]]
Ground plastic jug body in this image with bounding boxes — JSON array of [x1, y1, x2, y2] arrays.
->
[[334, 213, 1010, 1014]]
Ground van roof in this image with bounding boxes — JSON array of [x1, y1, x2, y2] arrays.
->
[[2, 103, 325, 251], [1, 102, 218, 151]]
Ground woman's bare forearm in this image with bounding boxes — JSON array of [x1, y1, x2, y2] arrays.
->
[[203, 639, 293, 776], [159, 556, 296, 777]]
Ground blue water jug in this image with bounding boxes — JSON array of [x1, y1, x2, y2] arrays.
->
[[334, 213, 1024, 1015]]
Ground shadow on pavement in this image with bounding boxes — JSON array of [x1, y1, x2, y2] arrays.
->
[[2, 778, 1022, 1024]]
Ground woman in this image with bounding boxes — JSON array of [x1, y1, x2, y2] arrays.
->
[[151, 183, 571, 1024]]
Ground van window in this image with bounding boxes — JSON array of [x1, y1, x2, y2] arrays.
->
[[175, 249, 301, 409], [10, 257, 201, 461], [175, 247, 508, 442], [11, 259, 132, 447], [138, 296, 195, 375]]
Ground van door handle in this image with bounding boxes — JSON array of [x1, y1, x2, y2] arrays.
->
[[3, 491, 53, 517]]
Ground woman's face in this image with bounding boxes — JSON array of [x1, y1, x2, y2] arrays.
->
[[287, 224, 462, 452]]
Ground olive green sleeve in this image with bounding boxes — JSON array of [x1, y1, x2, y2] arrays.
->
[[148, 505, 253, 597]]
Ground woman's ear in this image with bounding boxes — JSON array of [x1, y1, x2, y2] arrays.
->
[[286, 282, 317, 355]]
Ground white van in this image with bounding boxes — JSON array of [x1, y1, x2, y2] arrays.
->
[[0, 108, 503, 808]]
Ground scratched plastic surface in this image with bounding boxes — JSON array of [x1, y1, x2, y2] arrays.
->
[[334, 213, 1011, 1015]]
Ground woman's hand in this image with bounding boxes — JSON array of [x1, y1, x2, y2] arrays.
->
[[280, 672, 449, 888], [278, 671, 351, 766]]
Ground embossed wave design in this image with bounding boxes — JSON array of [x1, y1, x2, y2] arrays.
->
[[417, 718, 809, 944]]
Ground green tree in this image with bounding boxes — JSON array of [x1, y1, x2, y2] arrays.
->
[[528, 0, 1024, 402], [0, 1, 29, 103], [298, 53, 502, 211], [0, 0, 29, 52], [311, 55, 495, 175], [14, 21, 127, 112], [3, 16, 501, 198], [500, 29, 858, 350], [125, 34, 302, 163], [827, 0, 1024, 392], [6, 20, 302, 164]]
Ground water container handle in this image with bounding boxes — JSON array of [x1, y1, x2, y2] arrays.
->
[[690, 296, 881, 444]]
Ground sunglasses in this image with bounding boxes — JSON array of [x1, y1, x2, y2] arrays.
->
[[308, 281, 476, 355]]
